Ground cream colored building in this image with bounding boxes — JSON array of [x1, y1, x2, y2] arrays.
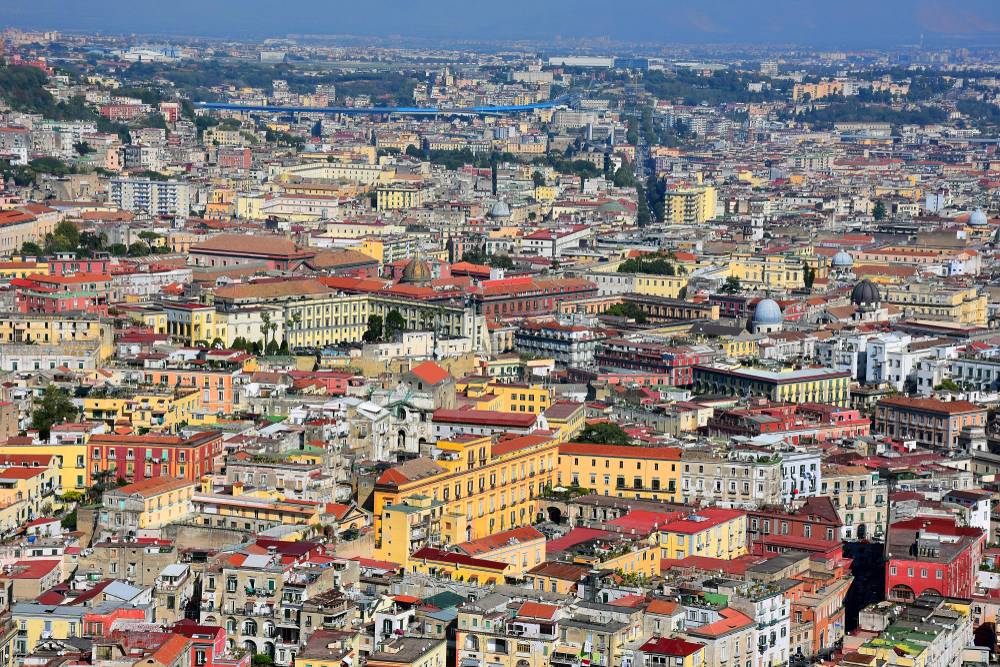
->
[[819, 464, 886, 541], [882, 283, 987, 326]]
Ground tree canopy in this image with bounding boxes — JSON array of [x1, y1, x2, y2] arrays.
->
[[571, 422, 633, 446], [31, 385, 78, 440]]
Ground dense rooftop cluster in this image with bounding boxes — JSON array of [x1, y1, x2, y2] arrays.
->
[[0, 24, 999, 667]]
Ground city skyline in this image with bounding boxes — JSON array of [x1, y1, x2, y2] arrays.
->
[[3, 0, 1000, 47]]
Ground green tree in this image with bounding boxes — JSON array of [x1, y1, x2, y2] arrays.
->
[[260, 311, 272, 349], [251, 655, 274, 667], [803, 264, 816, 289], [618, 253, 676, 276], [571, 422, 632, 446], [719, 276, 742, 294], [873, 201, 887, 220], [127, 241, 151, 257], [363, 315, 384, 343], [935, 379, 961, 392], [604, 302, 647, 323], [532, 170, 546, 187], [73, 141, 94, 155], [489, 254, 515, 270], [44, 220, 81, 254], [31, 385, 78, 440], [612, 163, 636, 188], [385, 309, 406, 340], [20, 241, 43, 256]]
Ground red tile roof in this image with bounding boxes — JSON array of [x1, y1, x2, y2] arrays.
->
[[640, 637, 705, 657], [660, 508, 746, 535], [545, 527, 610, 554], [516, 601, 558, 620], [455, 526, 544, 556], [409, 361, 451, 386], [410, 547, 507, 571], [877, 396, 985, 415], [432, 409, 538, 427]]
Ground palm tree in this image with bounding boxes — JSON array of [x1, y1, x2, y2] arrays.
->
[[260, 312, 272, 349], [290, 312, 302, 348]]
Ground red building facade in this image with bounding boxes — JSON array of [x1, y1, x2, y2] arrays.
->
[[885, 516, 985, 602], [747, 496, 844, 559], [87, 432, 224, 484], [707, 402, 871, 443]]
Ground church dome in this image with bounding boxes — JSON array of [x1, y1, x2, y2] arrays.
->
[[752, 298, 783, 325], [970, 208, 989, 227], [401, 254, 432, 284], [851, 279, 881, 309], [490, 200, 511, 219], [831, 250, 854, 268]]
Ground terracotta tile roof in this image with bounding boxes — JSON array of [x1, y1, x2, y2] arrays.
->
[[660, 508, 746, 535], [516, 601, 558, 620], [877, 396, 985, 414], [376, 458, 443, 486], [491, 434, 552, 457], [687, 608, 754, 637], [410, 547, 507, 571], [214, 278, 331, 300], [110, 476, 194, 497], [455, 526, 544, 556], [408, 361, 451, 386], [190, 233, 312, 257], [432, 409, 537, 427], [640, 637, 705, 657], [525, 560, 589, 581], [646, 599, 680, 615]]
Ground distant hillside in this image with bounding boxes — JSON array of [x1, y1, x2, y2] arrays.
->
[[0, 61, 95, 121]]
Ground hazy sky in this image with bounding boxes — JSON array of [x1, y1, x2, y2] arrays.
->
[[3, 0, 1000, 46]]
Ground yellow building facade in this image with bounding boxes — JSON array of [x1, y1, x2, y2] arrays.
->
[[665, 186, 717, 223], [0, 441, 88, 492], [728, 254, 806, 290], [882, 283, 987, 326], [0, 314, 113, 360], [557, 442, 683, 502], [82, 387, 202, 432], [373, 434, 559, 565], [657, 508, 748, 561], [456, 379, 553, 415], [102, 477, 195, 530], [376, 185, 427, 211]]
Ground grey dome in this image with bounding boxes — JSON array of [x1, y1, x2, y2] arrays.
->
[[490, 200, 511, 218], [831, 250, 854, 268], [851, 279, 881, 308], [970, 209, 989, 227], [752, 298, 783, 325]]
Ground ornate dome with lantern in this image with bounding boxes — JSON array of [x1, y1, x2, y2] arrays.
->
[[401, 252, 433, 285], [851, 279, 881, 312], [749, 298, 783, 334], [831, 250, 853, 268]]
